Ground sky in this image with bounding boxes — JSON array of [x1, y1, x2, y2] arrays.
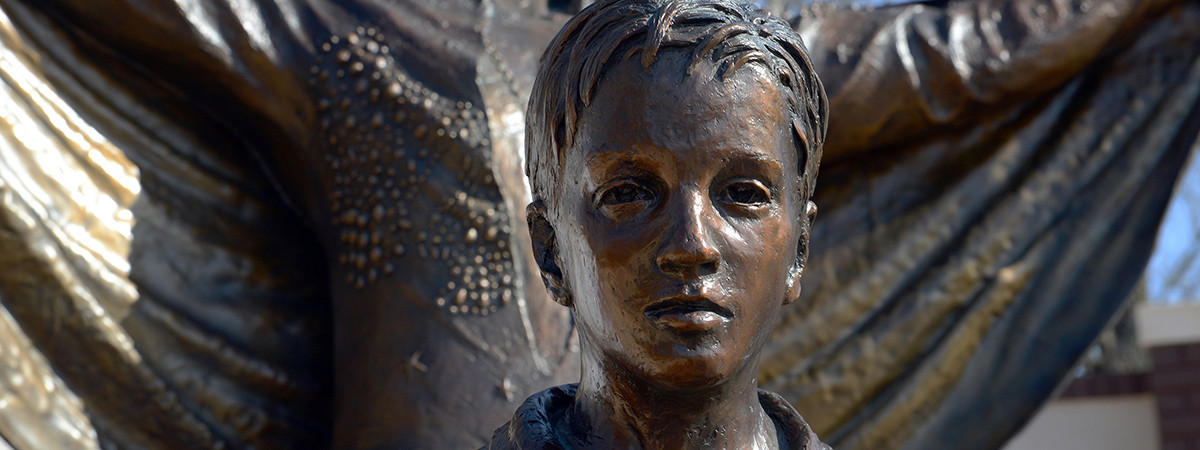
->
[[1145, 144, 1200, 304]]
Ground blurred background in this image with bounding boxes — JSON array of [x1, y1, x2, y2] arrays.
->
[[1001, 135, 1200, 450], [792, 1, 1200, 448], [770, 0, 1200, 447]]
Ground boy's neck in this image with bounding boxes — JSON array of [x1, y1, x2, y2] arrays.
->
[[566, 356, 779, 449]]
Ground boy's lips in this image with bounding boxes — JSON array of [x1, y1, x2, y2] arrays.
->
[[643, 295, 733, 332]]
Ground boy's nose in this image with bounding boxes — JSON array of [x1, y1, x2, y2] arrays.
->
[[656, 191, 720, 279]]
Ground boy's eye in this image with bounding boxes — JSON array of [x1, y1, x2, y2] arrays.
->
[[720, 180, 770, 207], [595, 181, 655, 218]]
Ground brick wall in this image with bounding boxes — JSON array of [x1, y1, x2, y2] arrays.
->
[[1152, 342, 1200, 450], [1060, 373, 1149, 398]]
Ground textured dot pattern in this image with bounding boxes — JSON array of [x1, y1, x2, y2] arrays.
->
[[308, 26, 515, 315]]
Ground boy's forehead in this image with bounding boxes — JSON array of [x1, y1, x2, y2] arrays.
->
[[577, 53, 790, 152], [563, 53, 799, 189]]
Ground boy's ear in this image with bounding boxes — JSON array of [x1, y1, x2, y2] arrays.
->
[[527, 200, 572, 308], [785, 200, 818, 305]]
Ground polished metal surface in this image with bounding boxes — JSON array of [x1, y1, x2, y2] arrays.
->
[[0, 5, 137, 447]]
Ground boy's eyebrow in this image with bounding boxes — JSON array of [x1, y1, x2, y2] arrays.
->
[[585, 144, 788, 172], [584, 146, 656, 168], [725, 149, 780, 163], [723, 150, 785, 176]]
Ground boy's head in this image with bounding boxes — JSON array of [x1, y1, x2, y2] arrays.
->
[[524, 0, 828, 388], [527, 0, 827, 219]]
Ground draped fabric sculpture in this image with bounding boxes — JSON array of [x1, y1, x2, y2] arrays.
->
[[0, 0, 1195, 448]]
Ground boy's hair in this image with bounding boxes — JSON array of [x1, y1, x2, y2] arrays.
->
[[526, 0, 828, 213]]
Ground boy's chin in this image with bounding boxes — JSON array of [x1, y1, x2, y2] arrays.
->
[[639, 348, 746, 391]]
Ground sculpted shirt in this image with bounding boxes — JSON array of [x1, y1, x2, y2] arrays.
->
[[488, 384, 832, 449]]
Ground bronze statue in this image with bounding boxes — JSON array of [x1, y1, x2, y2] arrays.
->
[[0, 0, 1196, 448], [490, 1, 828, 447]]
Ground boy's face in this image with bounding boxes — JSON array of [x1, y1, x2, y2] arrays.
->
[[549, 51, 805, 388]]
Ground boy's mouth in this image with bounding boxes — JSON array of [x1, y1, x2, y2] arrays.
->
[[644, 297, 732, 332]]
